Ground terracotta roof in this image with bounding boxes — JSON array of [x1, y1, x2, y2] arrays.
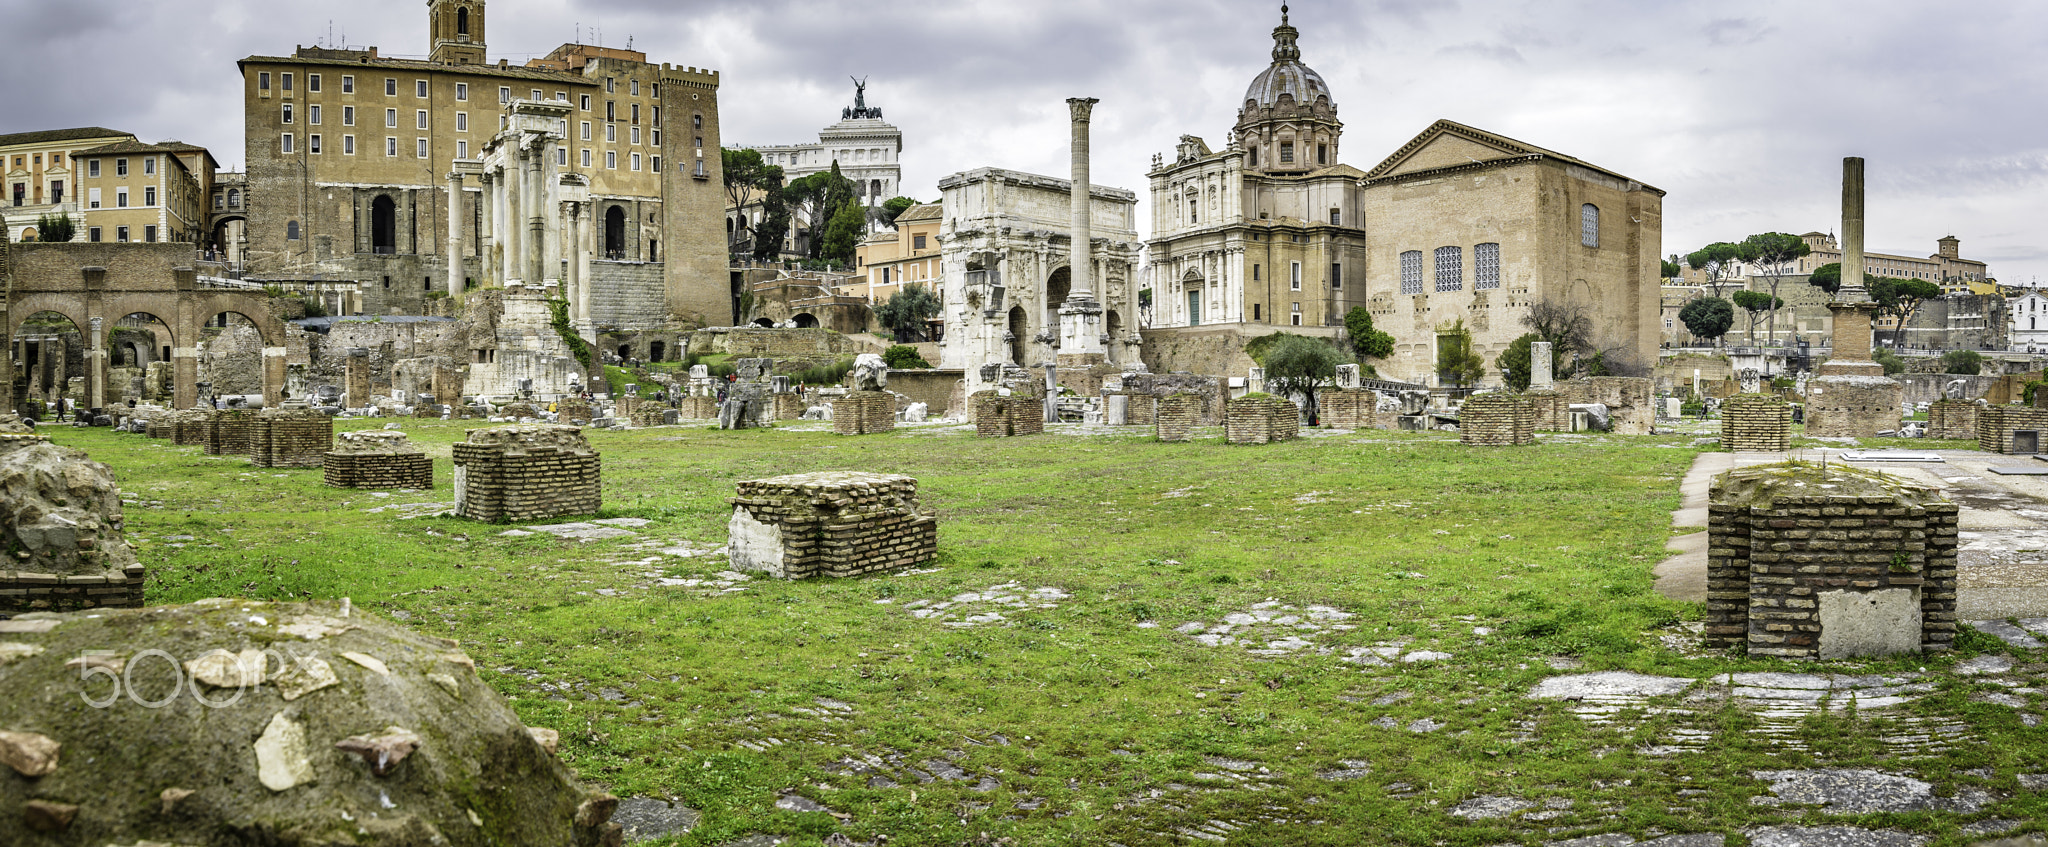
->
[[0, 127, 133, 149], [73, 140, 200, 157], [1364, 119, 1664, 196], [894, 203, 942, 223]]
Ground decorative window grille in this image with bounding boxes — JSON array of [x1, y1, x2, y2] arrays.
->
[[1580, 204, 1599, 247], [1400, 250, 1423, 294], [1435, 246, 1463, 292], [1475, 243, 1501, 290]]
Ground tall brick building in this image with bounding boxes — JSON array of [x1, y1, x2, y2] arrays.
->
[[238, 0, 728, 328]]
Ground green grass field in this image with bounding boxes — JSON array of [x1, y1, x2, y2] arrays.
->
[[43, 421, 2044, 846]]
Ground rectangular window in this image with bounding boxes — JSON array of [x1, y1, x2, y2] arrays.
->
[[143, 157, 155, 175], [631, 126, 641, 145], [1475, 242, 1501, 290], [630, 153, 641, 171], [580, 94, 591, 111], [116, 226, 129, 242], [1253, 264, 1260, 281], [386, 137, 397, 157], [606, 124, 616, 142], [606, 101, 616, 122], [531, 88, 542, 101], [456, 140, 467, 159], [343, 135, 355, 155], [343, 105, 355, 126], [1580, 204, 1600, 248], [385, 78, 397, 96], [281, 72, 293, 91], [1280, 141, 1294, 163], [89, 187, 101, 208], [630, 79, 639, 96], [386, 108, 397, 128], [417, 138, 428, 158], [89, 226, 101, 242], [555, 91, 567, 102], [651, 155, 660, 172], [605, 77, 615, 93], [556, 148, 566, 166], [606, 151, 616, 169], [309, 73, 321, 92], [581, 149, 591, 167], [455, 112, 467, 132], [282, 103, 294, 124], [89, 160, 100, 178], [280, 134, 293, 154], [309, 134, 321, 154], [1318, 143, 1327, 165], [1290, 262, 1302, 291], [455, 83, 467, 101], [631, 103, 641, 124], [342, 75, 353, 93], [913, 234, 927, 250], [49, 181, 61, 203], [652, 129, 660, 146], [417, 79, 428, 98], [258, 71, 270, 91], [309, 105, 320, 125], [144, 225, 157, 242], [1330, 208, 1341, 226], [1291, 302, 1302, 326], [1435, 246, 1464, 292], [580, 121, 591, 140], [1401, 250, 1424, 294], [417, 110, 428, 129], [499, 86, 511, 104], [1330, 262, 1342, 289], [116, 158, 128, 176]]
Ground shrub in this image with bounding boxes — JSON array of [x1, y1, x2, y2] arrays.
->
[[1941, 349, 1983, 376], [882, 345, 930, 369]]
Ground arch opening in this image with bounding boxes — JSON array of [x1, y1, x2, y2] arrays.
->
[[371, 195, 397, 254], [604, 206, 627, 259], [1007, 305, 1028, 366], [791, 313, 819, 329]]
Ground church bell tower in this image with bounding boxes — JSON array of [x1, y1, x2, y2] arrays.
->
[[428, 0, 486, 65]]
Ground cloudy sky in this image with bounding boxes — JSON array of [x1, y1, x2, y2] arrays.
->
[[6, 0, 2044, 286]]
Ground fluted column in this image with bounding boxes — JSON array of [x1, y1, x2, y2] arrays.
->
[[446, 171, 464, 298]]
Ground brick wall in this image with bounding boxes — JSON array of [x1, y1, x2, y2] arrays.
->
[[1318, 389, 1374, 429], [249, 410, 334, 468], [631, 406, 678, 428], [972, 392, 1044, 438], [1225, 396, 1299, 445], [1525, 390, 1567, 432], [556, 399, 595, 425], [1721, 394, 1791, 452], [1157, 393, 1201, 442], [678, 396, 719, 420], [728, 472, 937, 579], [1552, 377, 1654, 435], [1706, 466, 1958, 659], [1977, 405, 2048, 454], [204, 409, 258, 456], [324, 453, 434, 490], [833, 391, 896, 435], [1459, 394, 1535, 445], [1121, 373, 1227, 426], [451, 426, 601, 523], [1926, 400, 1979, 441], [773, 394, 807, 422], [0, 565, 147, 613]]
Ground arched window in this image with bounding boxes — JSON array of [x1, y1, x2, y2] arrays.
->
[[371, 195, 397, 254], [1475, 243, 1501, 290], [1400, 250, 1423, 295], [286, 220, 300, 240], [227, 188, 240, 208], [604, 205, 626, 259], [456, 6, 470, 36], [1580, 203, 1600, 248], [1435, 246, 1464, 292]]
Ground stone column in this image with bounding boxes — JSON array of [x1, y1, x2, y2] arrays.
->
[[1530, 341, 1553, 390], [527, 140, 547, 286], [446, 171, 465, 298], [344, 347, 372, 408], [480, 171, 497, 285], [567, 201, 591, 330], [1842, 157, 1866, 298], [500, 161, 520, 284], [86, 316, 106, 413], [1056, 97, 1106, 363]]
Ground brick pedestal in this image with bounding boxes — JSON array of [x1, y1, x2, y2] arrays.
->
[[833, 391, 895, 435], [1978, 405, 2048, 454], [1805, 374, 1904, 438], [1721, 394, 1792, 452], [1706, 463, 1957, 658], [1157, 393, 1201, 442], [250, 409, 334, 468], [1318, 389, 1379, 429], [773, 394, 807, 422], [1927, 400, 1980, 442], [1459, 394, 1536, 445], [451, 425, 601, 523], [204, 410, 257, 456], [1225, 396, 1299, 445], [677, 396, 718, 420], [971, 392, 1044, 437], [555, 399, 594, 424], [728, 471, 938, 579]]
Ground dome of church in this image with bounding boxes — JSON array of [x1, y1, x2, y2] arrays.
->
[[1242, 5, 1334, 111]]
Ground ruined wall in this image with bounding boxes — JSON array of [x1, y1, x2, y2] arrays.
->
[[1977, 405, 2048, 454], [885, 369, 964, 419], [1318, 389, 1381, 430], [1157, 393, 1202, 442], [1927, 400, 1979, 442], [833, 391, 895, 436], [1805, 375, 1905, 439], [249, 409, 334, 468], [1139, 324, 1345, 379], [1225, 396, 1299, 445], [1720, 394, 1791, 452], [324, 431, 434, 490], [452, 426, 601, 523], [590, 261, 668, 330], [727, 472, 938, 579], [1554, 377, 1654, 435], [204, 409, 258, 456], [1459, 393, 1536, 445], [0, 433, 145, 612], [972, 392, 1043, 438]]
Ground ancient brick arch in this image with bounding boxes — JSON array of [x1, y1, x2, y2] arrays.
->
[[3, 243, 288, 411]]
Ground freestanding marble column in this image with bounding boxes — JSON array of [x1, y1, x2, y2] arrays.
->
[[1806, 155, 1902, 437], [1056, 97, 1106, 364], [527, 141, 547, 285], [478, 171, 497, 285], [446, 171, 465, 298], [1530, 341, 1554, 391]]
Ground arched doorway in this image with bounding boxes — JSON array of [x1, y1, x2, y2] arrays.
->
[[792, 313, 819, 329], [617, 343, 633, 361], [648, 341, 665, 362], [1007, 305, 1028, 366], [1181, 268, 1204, 326], [1105, 310, 1122, 364], [752, 318, 775, 328], [1044, 266, 1071, 343], [17, 311, 84, 416], [604, 206, 626, 260], [371, 195, 397, 254], [112, 312, 176, 404]]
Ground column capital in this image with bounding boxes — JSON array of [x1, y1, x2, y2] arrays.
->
[[1067, 97, 1099, 122]]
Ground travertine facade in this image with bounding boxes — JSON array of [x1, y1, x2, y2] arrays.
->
[[452, 425, 600, 522], [1706, 463, 1957, 659], [728, 472, 937, 579]]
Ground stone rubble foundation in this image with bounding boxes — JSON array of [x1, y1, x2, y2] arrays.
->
[[324, 430, 435, 490], [452, 425, 601, 523], [728, 472, 938, 579]]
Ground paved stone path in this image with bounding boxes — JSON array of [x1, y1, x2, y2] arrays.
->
[[898, 582, 1071, 627]]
